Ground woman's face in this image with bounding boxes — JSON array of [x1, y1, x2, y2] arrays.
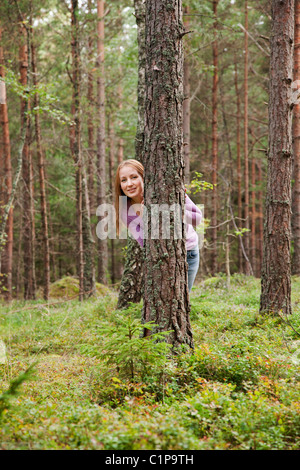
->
[[119, 165, 144, 203]]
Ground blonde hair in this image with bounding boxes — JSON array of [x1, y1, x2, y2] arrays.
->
[[115, 159, 144, 235]]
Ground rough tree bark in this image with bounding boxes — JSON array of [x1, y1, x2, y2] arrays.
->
[[260, 0, 294, 316], [292, 0, 300, 275], [142, 0, 193, 349]]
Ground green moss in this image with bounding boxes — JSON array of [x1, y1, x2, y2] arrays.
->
[[44, 276, 110, 299]]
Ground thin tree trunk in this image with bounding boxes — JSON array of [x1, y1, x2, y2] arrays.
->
[[257, 158, 263, 276], [183, 5, 190, 185], [251, 156, 256, 276], [31, 40, 50, 300], [292, 0, 300, 275], [108, 115, 115, 285], [70, 0, 84, 301], [234, 58, 243, 272], [211, 0, 219, 276], [96, 0, 108, 285], [244, 0, 250, 274], [87, 0, 95, 214], [20, 24, 36, 300], [260, 0, 294, 316], [0, 26, 13, 300], [116, 0, 145, 310], [142, 0, 193, 349]]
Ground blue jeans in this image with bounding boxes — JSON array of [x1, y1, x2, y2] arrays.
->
[[187, 248, 199, 292]]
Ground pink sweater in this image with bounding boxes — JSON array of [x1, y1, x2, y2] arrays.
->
[[121, 194, 202, 250]]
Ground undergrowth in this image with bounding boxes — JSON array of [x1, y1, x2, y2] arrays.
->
[[1, 274, 300, 450]]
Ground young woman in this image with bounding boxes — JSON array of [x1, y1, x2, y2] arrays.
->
[[115, 159, 202, 292]]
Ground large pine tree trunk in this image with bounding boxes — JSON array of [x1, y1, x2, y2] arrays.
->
[[292, 0, 300, 275], [0, 27, 13, 300], [96, 0, 108, 285], [142, 0, 193, 349], [260, 0, 294, 316]]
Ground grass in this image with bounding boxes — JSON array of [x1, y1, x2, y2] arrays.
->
[[1, 274, 300, 450]]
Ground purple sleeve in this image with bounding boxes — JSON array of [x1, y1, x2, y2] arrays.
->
[[185, 194, 202, 228], [121, 199, 144, 247]]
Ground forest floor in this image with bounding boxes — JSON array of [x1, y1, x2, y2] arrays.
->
[[1, 274, 300, 450]]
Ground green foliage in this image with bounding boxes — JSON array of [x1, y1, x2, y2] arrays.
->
[[1, 276, 300, 449], [0, 363, 36, 419], [186, 171, 214, 195], [99, 304, 172, 380]]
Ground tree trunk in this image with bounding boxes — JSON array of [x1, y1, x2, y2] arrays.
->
[[234, 58, 243, 272], [116, 0, 145, 310], [257, 158, 263, 277], [292, 0, 300, 275], [108, 116, 115, 285], [70, 0, 84, 301], [0, 26, 13, 300], [71, 0, 96, 300], [87, 0, 95, 215], [251, 156, 256, 276], [31, 40, 50, 300], [20, 24, 36, 300], [211, 0, 219, 276], [96, 0, 108, 285], [260, 0, 294, 316], [244, 0, 250, 274], [142, 0, 193, 349], [183, 5, 190, 185]]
